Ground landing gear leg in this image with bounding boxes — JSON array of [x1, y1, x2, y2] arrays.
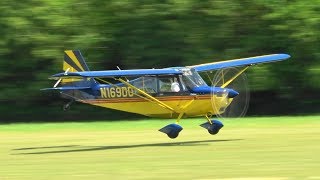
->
[[63, 99, 74, 111]]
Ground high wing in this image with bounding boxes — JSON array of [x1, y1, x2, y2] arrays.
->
[[189, 54, 290, 72], [51, 68, 182, 79], [51, 54, 290, 79], [41, 86, 91, 91]]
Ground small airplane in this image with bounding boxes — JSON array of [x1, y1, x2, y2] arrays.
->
[[42, 50, 290, 138]]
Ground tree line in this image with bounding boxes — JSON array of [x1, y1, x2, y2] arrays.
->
[[0, 0, 319, 121]]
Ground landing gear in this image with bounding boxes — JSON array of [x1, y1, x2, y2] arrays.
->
[[159, 124, 183, 139], [200, 120, 224, 135], [63, 100, 74, 111], [159, 112, 223, 138], [159, 112, 184, 139]]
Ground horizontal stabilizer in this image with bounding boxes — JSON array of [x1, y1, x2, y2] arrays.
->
[[190, 54, 290, 72]]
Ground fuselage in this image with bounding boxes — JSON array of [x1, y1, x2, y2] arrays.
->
[[61, 68, 238, 118]]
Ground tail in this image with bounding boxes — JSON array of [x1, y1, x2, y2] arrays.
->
[[62, 50, 93, 85], [63, 50, 90, 72], [41, 50, 97, 101]]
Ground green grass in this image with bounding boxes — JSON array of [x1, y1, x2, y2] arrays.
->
[[1, 116, 320, 180]]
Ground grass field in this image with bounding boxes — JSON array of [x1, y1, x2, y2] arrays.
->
[[1, 116, 320, 180]]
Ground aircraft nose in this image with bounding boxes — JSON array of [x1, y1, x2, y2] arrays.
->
[[228, 89, 239, 98]]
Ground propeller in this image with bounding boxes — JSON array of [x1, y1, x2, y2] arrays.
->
[[210, 67, 250, 119]]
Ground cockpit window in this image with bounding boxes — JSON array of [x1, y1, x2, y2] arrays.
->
[[131, 77, 157, 93], [182, 68, 207, 89], [129, 69, 206, 94], [158, 77, 181, 92]]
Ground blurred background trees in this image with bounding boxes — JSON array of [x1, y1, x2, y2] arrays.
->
[[0, 0, 319, 121]]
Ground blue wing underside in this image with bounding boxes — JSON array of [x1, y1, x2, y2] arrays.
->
[[51, 69, 182, 79], [51, 54, 290, 78], [189, 54, 290, 72]]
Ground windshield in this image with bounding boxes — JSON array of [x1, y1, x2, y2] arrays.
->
[[182, 69, 207, 89]]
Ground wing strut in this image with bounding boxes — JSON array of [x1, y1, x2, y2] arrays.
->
[[96, 78, 164, 107], [115, 78, 176, 113], [220, 66, 249, 88], [175, 98, 195, 124]]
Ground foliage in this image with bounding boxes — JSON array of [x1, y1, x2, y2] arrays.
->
[[0, 0, 319, 120]]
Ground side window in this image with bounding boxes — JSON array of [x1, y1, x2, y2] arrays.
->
[[142, 77, 157, 93], [131, 77, 157, 93], [158, 77, 181, 93]]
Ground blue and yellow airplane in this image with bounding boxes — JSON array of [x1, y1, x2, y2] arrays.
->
[[42, 50, 290, 138]]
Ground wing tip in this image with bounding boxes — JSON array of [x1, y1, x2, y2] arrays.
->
[[277, 53, 291, 59]]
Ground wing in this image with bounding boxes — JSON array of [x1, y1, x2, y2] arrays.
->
[[51, 68, 182, 79], [189, 54, 290, 72], [41, 86, 91, 91]]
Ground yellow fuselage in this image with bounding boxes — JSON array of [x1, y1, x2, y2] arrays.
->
[[83, 95, 233, 118]]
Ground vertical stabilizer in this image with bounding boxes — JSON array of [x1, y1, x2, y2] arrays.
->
[[62, 50, 91, 84], [63, 50, 90, 72]]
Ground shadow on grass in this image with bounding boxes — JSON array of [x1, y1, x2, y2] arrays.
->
[[12, 139, 242, 155]]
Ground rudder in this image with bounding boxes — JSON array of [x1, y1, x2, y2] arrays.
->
[[63, 50, 90, 72], [62, 50, 91, 84]]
